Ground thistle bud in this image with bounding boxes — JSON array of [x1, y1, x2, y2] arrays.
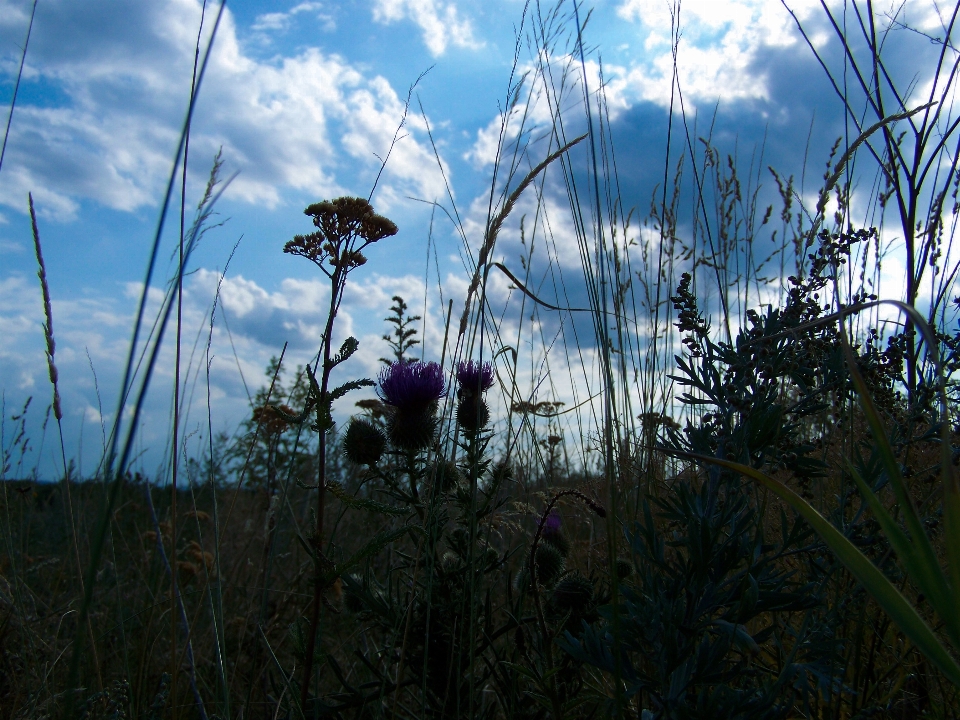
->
[[343, 418, 386, 466], [456, 396, 489, 431], [533, 542, 565, 587], [550, 573, 595, 616]]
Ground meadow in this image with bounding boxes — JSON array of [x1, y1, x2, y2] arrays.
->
[[3, 1, 960, 718]]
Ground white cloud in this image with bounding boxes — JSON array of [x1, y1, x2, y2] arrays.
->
[[614, 0, 823, 109], [251, 2, 331, 33], [0, 0, 448, 219], [372, 0, 481, 56]]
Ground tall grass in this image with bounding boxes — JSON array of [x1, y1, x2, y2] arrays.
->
[[3, 0, 960, 718]]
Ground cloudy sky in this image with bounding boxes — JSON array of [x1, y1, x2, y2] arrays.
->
[[0, 0, 952, 479]]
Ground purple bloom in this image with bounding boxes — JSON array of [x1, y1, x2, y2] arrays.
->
[[378, 361, 446, 414], [456, 360, 494, 396], [542, 510, 561, 534]]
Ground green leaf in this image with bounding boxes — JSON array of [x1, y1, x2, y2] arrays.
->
[[662, 447, 960, 689], [327, 336, 360, 369], [331, 525, 423, 581], [259, 625, 304, 719], [328, 378, 375, 403], [840, 310, 960, 648], [326, 480, 407, 516]]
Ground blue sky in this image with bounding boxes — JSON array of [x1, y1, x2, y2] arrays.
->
[[0, 0, 952, 479]]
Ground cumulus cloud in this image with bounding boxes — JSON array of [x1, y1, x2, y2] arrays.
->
[[614, 0, 824, 108], [251, 2, 332, 33], [0, 0, 449, 219], [372, 0, 481, 56]]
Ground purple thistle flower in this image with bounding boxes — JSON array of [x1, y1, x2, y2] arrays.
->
[[456, 360, 494, 396], [542, 510, 561, 534], [378, 361, 446, 414]]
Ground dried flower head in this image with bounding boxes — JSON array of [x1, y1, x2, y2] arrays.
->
[[253, 404, 295, 435], [284, 197, 398, 271]]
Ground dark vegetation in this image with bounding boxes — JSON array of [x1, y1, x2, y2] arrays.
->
[[4, 1, 960, 718]]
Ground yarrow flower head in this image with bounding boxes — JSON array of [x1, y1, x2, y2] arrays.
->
[[456, 360, 494, 397], [378, 361, 446, 414]]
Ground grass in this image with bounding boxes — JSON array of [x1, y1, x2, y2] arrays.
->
[[4, 0, 960, 718]]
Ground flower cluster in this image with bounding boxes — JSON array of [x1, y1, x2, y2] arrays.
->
[[284, 197, 398, 272]]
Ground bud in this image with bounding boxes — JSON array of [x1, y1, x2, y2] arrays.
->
[[456, 396, 489, 431], [540, 510, 570, 557], [533, 542, 565, 587], [550, 573, 595, 616], [342, 418, 386, 465], [388, 410, 437, 452]]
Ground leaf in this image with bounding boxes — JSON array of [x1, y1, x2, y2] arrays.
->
[[327, 336, 360, 369], [839, 305, 960, 649], [259, 625, 304, 719], [331, 525, 423, 581], [326, 480, 407, 516], [660, 446, 960, 689], [328, 378, 375, 403]]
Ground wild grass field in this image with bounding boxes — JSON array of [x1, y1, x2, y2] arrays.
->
[[4, 1, 960, 718]]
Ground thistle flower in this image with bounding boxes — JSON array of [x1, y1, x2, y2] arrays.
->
[[455, 360, 494, 431], [378, 361, 446, 450], [378, 361, 446, 414], [540, 510, 570, 557], [342, 418, 386, 466], [456, 360, 494, 396]]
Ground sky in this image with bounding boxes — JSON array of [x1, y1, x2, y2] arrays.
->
[[0, 0, 954, 480]]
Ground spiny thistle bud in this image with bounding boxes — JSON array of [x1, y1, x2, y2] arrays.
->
[[428, 458, 463, 493], [540, 510, 570, 557], [533, 542, 565, 587], [342, 418, 386, 466], [550, 573, 595, 615], [456, 396, 489, 431], [378, 361, 446, 451]]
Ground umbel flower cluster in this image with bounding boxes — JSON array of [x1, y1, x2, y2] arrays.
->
[[283, 197, 398, 273]]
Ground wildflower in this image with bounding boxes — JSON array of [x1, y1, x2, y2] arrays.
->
[[456, 360, 494, 395], [378, 361, 446, 450], [455, 360, 494, 431], [540, 510, 570, 557], [284, 197, 398, 271], [342, 418, 386, 466], [378, 361, 446, 413]]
